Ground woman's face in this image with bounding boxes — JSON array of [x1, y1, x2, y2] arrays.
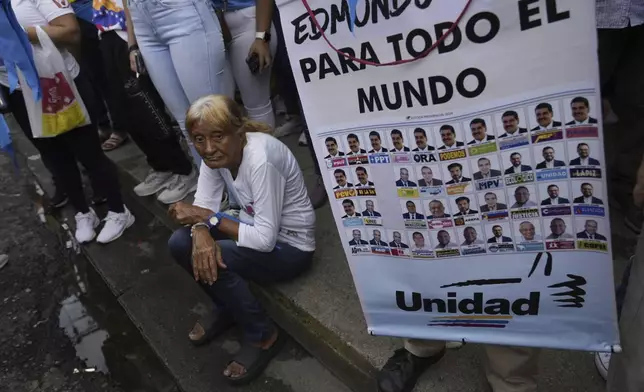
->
[[191, 123, 243, 169]]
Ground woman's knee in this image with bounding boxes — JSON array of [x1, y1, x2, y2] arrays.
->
[[168, 227, 193, 266]]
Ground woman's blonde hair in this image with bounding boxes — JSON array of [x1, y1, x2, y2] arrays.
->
[[185, 95, 272, 136]]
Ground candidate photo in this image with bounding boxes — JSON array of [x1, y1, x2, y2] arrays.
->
[[530, 102, 562, 131], [536, 146, 566, 169], [511, 186, 537, 208], [324, 136, 345, 159], [418, 166, 443, 186], [341, 199, 361, 218], [354, 166, 375, 188], [428, 200, 451, 219], [333, 169, 353, 189], [576, 219, 607, 240], [453, 196, 478, 216], [540, 184, 570, 205], [390, 129, 410, 152], [411, 231, 431, 251], [348, 229, 368, 245], [573, 182, 604, 204], [504, 151, 533, 174], [467, 118, 496, 145], [362, 200, 381, 217], [473, 157, 502, 179], [487, 225, 513, 243], [480, 192, 508, 212], [389, 231, 410, 248], [395, 167, 417, 187], [435, 230, 457, 249], [566, 96, 598, 125], [412, 127, 435, 151], [367, 131, 388, 153], [546, 218, 574, 240], [569, 142, 600, 166], [517, 221, 542, 242], [498, 110, 528, 138], [461, 226, 484, 246], [346, 133, 367, 155], [402, 200, 425, 220], [437, 124, 465, 150], [369, 229, 388, 246], [446, 162, 471, 184]]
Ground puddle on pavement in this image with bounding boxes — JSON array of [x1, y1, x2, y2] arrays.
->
[[57, 250, 177, 392]]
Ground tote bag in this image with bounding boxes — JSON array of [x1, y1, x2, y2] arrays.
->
[[18, 26, 90, 138]]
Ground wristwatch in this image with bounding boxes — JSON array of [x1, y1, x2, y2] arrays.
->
[[206, 212, 223, 230], [255, 31, 271, 42]]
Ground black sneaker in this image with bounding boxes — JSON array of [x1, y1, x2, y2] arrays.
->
[[377, 348, 445, 392], [50, 188, 68, 208], [91, 194, 107, 206]]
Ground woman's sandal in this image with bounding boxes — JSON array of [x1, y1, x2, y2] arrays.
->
[[224, 329, 288, 386], [376, 348, 445, 392], [189, 311, 235, 347], [101, 133, 128, 151]]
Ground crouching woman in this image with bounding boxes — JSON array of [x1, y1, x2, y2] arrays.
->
[[167, 95, 316, 384]]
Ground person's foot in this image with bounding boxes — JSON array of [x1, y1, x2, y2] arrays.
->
[[74, 208, 100, 243], [50, 188, 68, 209], [308, 175, 327, 209], [91, 194, 108, 206], [96, 206, 135, 244], [273, 115, 303, 138], [101, 132, 128, 151], [594, 351, 610, 380], [156, 171, 198, 204], [377, 348, 445, 392], [223, 329, 279, 379], [133, 170, 174, 197], [298, 131, 308, 146]]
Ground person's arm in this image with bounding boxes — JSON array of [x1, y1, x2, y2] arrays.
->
[[236, 162, 286, 252], [25, 12, 80, 47], [123, 1, 137, 48], [248, 0, 274, 70], [168, 165, 225, 225]]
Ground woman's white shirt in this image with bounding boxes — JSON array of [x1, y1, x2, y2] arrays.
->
[[193, 132, 316, 253], [0, 0, 80, 88]]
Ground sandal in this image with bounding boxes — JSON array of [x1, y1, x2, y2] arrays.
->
[[377, 348, 445, 392], [101, 133, 128, 151], [188, 311, 235, 347], [224, 328, 287, 385]]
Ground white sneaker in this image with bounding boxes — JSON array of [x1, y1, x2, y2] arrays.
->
[[96, 206, 135, 244], [594, 351, 610, 380], [75, 209, 100, 243], [273, 115, 303, 138], [298, 131, 308, 146], [133, 170, 174, 197], [156, 171, 198, 204]]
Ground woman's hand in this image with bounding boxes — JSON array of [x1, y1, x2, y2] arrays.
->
[[248, 39, 272, 72], [168, 202, 212, 225], [191, 227, 227, 285]]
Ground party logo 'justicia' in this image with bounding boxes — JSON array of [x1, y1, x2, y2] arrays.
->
[[395, 252, 587, 329]]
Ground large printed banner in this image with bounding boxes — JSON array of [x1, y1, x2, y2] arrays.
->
[[280, 0, 620, 351]]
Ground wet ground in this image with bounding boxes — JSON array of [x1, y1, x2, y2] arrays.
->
[[0, 152, 177, 392]]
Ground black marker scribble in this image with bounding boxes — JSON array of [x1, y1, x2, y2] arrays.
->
[[548, 274, 587, 308], [440, 278, 522, 288], [528, 252, 552, 278]]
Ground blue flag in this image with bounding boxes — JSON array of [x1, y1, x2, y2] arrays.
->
[[0, 115, 17, 167]]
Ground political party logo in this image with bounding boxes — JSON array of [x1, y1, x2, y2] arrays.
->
[[566, 127, 599, 139], [511, 208, 540, 219], [468, 142, 498, 156], [368, 153, 390, 164], [536, 169, 568, 181], [351, 245, 370, 255], [342, 217, 364, 227], [482, 210, 509, 221], [348, 154, 369, 165], [392, 153, 411, 163], [428, 218, 454, 229], [328, 157, 348, 168], [476, 178, 503, 191], [446, 183, 470, 195], [413, 153, 438, 164], [363, 217, 383, 226], [531, 130, 563, 144], [357, 188, 377, 196], [461, 245, 486, 255], [577, 240, 608, 252], [391, 248, 411, 257], [395, 252, 587, 328], [546, 240, 575, 250], [488, 243, 515, 253], [334, 188, 357, 199], [371, 246, 391, 255], [397, 188, 419, 198], [412, 249, 435, 258], [574, 205, 605, 217], [439, 149, 467, 161], [541, 206, 572, 216], [516, 242, 545, 252], [436, 248, 461, 258], [505, 172, 534, 185], [420, 186, 443, 196], [570, 168, 602, 179], [499, 135, 530, 150], [454, 215, 480, 226], [405, 219, 428, 229]]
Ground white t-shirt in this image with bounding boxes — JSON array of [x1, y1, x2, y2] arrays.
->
[[0, 0, 80, 88], [193, 132, 316, 252]]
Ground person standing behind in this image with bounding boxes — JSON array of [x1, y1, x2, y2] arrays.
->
[[126, 0, 235, 166], [93, 0, 198, 203]]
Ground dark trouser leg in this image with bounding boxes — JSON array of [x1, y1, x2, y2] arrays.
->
[[168, 227, 313, 343], [598, 28, 629, 97], [77, 18, 109, 123], [99, 32, 192, 175]]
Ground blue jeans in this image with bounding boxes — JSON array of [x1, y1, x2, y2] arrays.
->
[[168, 227, 314, 343], [128, 0, 234, 166]]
